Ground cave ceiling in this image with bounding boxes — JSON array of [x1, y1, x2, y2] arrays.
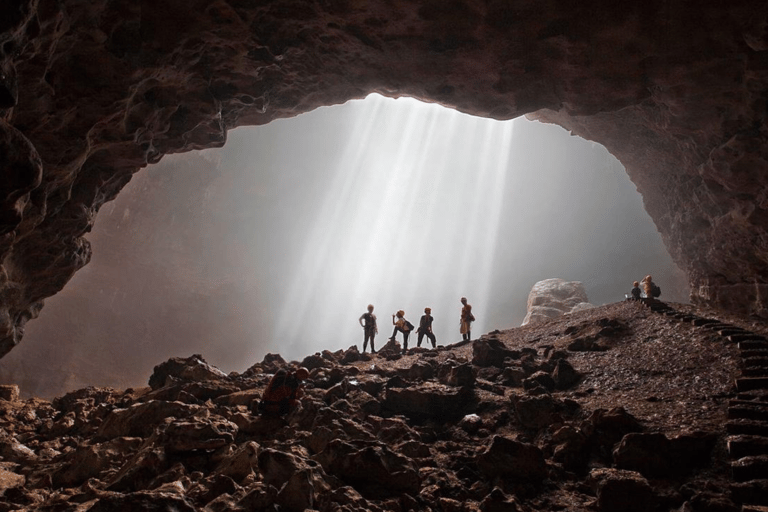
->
[[0, 0, 767, 357]]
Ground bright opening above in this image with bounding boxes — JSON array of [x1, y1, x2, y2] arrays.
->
[[1, 94, 688, 398]]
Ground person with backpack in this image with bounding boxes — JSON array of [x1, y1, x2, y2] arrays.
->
[[359, 304, 378, 353], [390, 310, 414, 353], [258, 367, 310, 416], [641, 275, 661, 299], [417, 307, 437, 348], [460, 297, 475, 341]]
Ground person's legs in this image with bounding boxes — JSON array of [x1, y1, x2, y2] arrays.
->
[[402, 330, 409, 352], [428, 332, 436, 348], [370, 334, 376, 353], [363, 332, 371, 353], [417, 331, 424, 347], [390, 327, 398, 340]]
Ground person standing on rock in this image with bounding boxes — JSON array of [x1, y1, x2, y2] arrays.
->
[[630, 281, 642, 300], [417, 307, 437, 348], [390, 310, 414, 353], [258, 367, 309, 416], [641, 275, 661, 299], [359, 304, 378, 354], [460, 297, 475, 341]]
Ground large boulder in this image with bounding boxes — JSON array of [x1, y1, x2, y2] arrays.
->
[[522, 279, 595, 326], [472, 338, 521, 367], [477, 435, 547, 481], [148, 355, 229, 390], [588, 468, 655, 512], [382, 382, 475, 421]]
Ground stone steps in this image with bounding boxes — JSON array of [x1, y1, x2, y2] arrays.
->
[[744, 367, 768, 378], [732, 334, 768, 344], [732, 480, 768, 506], [745, 358, 768, 368], [727, 419, 768, 437], [742, 350, 768, 359], [732, 455, 768, 483], [691, 318, 720, 326], [738, 378, 768, 392], [729, 435, 768, 459], [730, 405, 768, 422], [742, 505, 768, 512]]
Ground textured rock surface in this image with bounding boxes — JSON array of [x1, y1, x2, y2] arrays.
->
[[0, 300, 744, 510], [522, 278, 594, 325], [0, 1, 767, 356]]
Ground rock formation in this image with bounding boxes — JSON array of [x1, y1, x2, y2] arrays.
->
[[0, 1, 767, 356], [522, 278, 594, 326], [0, 300, 753, 511]]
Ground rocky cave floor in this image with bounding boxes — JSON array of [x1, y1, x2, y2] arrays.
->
[[0, 300, 766, 511]]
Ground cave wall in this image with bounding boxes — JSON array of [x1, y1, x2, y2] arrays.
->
[[0, 0, 766, 357]]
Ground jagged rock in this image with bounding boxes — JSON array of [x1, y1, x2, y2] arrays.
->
[[549, 425, 589, 472], [477, 435, 547, 481], [523, 371, 556, 392], [52, 436, 142, 488], [0, 468, 24, 492], [472, 339, 520, 367], [499, 367, 527, 387], [383, 382, 475, 421], [613, 432, 673, 478], [552, 359, 581, 389], [480, 487, 521, 512], [511, 394, 580, 430], [581, 407, 644, 459], [148, 355, 229, 390], [258, 448, 311, 490], [406, 361, 435, 381], [678, 492, 738, 512], [88, 491, 197, 512], [589, 468, 655, 512], [459, 414, 483, 435], [214, 441, 260, 482], [147, 381, 241, 403], [314, 439, 420, 498], [341, 345, 363, 364], [522, 279, 594, 326], [163, 416, 238, 453], [108, 436, 168, 492], [0, 385, 19, 402], [276, 469, 316, 512], [300, 353, 330, 370], [214, 389, 261, 407], [376, 339, 403, 360], [96, 401, 201, 440]]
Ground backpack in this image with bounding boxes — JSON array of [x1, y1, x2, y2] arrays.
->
[[404, 320, 415, 332], [652, 284, 661, 298]]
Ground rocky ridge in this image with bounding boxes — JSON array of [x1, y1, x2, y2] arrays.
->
[[0, 300, 763, 511]]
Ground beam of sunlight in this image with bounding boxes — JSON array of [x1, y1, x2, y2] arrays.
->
[[273, 94, 514, 358]]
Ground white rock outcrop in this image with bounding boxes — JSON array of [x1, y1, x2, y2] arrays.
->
[[522, 278, 595, 326]]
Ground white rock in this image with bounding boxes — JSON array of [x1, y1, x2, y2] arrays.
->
[[522, 279, 594, 326]]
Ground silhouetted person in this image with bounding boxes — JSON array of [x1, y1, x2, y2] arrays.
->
[[258, 367, 309, 416], [390, 310, 414, 353], [417, 307, 437, 348], [359, 304, 378, 353], [630, 281, 642, 300], [460, 297, 475, 341]]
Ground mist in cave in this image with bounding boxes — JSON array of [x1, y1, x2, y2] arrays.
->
[[0, 94, 688, 398]]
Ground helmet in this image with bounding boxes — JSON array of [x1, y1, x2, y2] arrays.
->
[[425, 307, 431, 313], [295, 367, 310, 380], [397, 310, 405, 317], [633, 281, 639, 287]]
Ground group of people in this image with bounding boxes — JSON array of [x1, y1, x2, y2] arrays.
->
[[628, 274, 661, 300], [358, 297, 476, 354]]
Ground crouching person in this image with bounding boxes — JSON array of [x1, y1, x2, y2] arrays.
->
[[258, 367, 310, 416]]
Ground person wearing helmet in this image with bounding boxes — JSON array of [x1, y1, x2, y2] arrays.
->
[[460, 297, 475, 341], [258, 367, 310, 416], [640, 275, 661, 300], [630, 281, 642, 300], [390, 310, 414, 353], [359, 304, 378, 353], [417, 307, 437, 348]]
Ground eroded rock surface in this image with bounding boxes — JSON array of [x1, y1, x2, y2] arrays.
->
[[522, 278, 594, 326], [0, 302, 745, 511], [0, 1, 766, 354]]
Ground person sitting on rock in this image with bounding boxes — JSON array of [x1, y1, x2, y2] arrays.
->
[[460, 297, 475, 341], [359, 304, 378, 354], [258, 367, 309, 416], [390, 310, 414, 353], [641, 275, 661, 300], [630, 281, 642, 300], [417, 307, 437, 348]]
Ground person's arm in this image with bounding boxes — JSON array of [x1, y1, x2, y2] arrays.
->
[[359, 314, 365, 328]]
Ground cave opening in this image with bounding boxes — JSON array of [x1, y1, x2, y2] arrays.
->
[[0, 94, 687, 398]]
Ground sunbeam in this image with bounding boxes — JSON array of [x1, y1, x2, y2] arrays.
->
[[273, 94, 514, 358]]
